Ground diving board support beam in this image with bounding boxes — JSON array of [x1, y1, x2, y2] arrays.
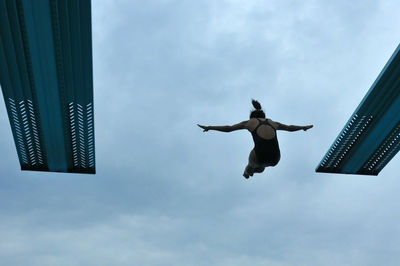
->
[[0, 0, 95, 174], [316, 44, 400, 175]]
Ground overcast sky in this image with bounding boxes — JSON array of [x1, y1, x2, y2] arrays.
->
[[1, 0, 400, 265]]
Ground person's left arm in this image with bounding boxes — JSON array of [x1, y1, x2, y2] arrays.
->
[[273, 121, 313, 132], [198, 120, 249, 132]]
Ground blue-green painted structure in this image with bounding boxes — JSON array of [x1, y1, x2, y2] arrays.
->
[[316, 44, 400, 175], [0, 0, 95, 174]]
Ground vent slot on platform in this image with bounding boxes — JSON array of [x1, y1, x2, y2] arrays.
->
[[68, 102, 95, 170], [8, 98, 44, 167], [319, 114, 373, 171], [361, 122, 400, 173]]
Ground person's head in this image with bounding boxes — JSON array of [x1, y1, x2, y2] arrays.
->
[[250, 99, 266, 119]]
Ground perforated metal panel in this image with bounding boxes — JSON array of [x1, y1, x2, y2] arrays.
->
[[360, 122, 400, 175], [0, 0, 95, 174], [318, 114, 373, 172], [316, 44, 400, 175]]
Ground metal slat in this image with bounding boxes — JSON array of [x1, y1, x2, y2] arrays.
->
[[316, 44, 400, 175], [0, 0, 95, 174]]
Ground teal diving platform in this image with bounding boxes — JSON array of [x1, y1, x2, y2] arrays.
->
[[316, 44, 400, 175], [0, 0, 95, 174]]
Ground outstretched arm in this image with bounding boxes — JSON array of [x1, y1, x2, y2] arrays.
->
[[198, 120, 249, 133], [275, 122, 313, 132]]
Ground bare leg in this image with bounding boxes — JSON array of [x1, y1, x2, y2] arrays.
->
[[254, 166, 265, 173], [243, 149, 259, 179], [243, 165, 253, 179]]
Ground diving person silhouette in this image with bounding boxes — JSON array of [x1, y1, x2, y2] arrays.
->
[[198, 100, 313, 178]]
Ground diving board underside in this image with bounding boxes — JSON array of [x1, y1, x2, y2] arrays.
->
[[0, 0, 95, 174], [316, 44, 400, 176]]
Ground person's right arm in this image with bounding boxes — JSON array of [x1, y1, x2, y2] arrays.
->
[[197, 120, 249, 132]]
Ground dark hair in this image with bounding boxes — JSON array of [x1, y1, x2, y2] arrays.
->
[[250, 99, 265, 119]]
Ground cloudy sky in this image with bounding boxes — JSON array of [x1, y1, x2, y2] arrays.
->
[[1, 0, 400, 265]]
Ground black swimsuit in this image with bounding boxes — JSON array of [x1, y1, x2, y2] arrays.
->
[[251, 119, 281, 166]]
